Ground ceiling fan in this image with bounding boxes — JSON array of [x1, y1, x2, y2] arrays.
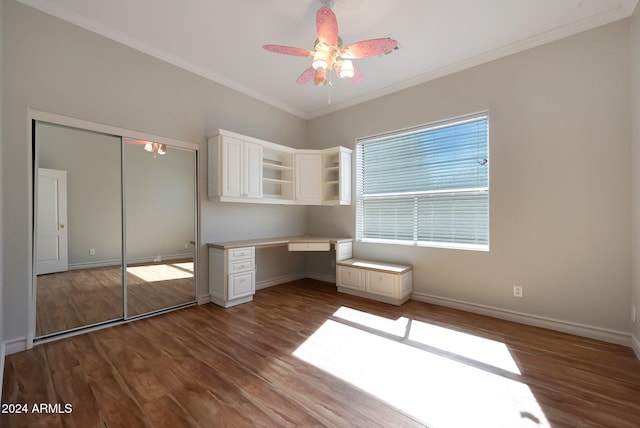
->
[[263, 0, 398, 86]]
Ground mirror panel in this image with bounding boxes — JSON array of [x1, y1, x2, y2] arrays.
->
[[124, 139, 197, 318], [35, 122, 123, 338]]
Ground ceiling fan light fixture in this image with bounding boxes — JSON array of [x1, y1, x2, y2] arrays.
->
[[312, 50, 329, 71], [338, 59, 354, 79], [263, 3, 398, 87], [314, 69, 327, 86]]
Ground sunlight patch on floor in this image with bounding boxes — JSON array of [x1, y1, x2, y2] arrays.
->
[[127, 262, 194, 283], [294, 307, 550, 428]]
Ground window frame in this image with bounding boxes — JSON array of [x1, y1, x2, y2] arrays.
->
[[355, 112, 490, 252]]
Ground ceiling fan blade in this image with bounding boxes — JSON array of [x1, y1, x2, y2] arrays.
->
[[316, 6, 338, 46], [349, 65, 364, 84], [342, 38, 398, 59], [263, 45, 314, 57], [296, 66, 316, 85]]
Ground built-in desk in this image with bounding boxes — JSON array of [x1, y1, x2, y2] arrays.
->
[[208, 236, 353, 308]]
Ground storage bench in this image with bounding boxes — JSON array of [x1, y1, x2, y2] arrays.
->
[[336, 259, 413, 305]]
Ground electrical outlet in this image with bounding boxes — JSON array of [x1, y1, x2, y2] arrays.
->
[[89, 248, 96, 256], [632, 306, 637, 323], [513, 285, 523, 298]]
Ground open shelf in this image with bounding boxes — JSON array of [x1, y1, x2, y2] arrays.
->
[[263, 147, 294, 202]]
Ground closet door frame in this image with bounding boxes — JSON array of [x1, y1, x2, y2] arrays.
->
[[28, 109, 199, 348]]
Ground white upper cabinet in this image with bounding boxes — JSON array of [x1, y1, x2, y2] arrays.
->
[[243, 142, 263, 199], [208, 131, 262, 201], [219, 136, 243, 197], [322, 146, 352, 206], [262, 143, 295, 203], [295, 152, 323, 205], [208, 129, 351, 206]]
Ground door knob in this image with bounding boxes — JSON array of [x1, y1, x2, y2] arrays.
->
[[59, 224, 65, 229]]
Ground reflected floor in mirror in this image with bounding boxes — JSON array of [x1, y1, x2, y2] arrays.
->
[[36, 260, 195, 337]]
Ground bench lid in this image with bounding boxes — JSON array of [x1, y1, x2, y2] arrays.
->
[[337, 258, 412, 274]]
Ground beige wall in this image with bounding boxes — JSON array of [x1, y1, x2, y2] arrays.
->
[[631, 7, 640, 348], [307, 21, 633, 334], [2, 0, 307, 342]]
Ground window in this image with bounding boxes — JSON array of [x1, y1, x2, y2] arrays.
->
[[356, 113, 489, 251]]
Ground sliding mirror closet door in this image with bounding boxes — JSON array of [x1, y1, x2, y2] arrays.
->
[[35, 122, 124, 338], [124, 140, 197, 318]]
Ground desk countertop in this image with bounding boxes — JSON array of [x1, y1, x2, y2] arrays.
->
[[207, 235, 353, 250]]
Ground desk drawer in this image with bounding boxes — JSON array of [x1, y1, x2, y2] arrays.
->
[[288, 242, 330, 252], [229, 271, 255, 299], [228, 247, 255, 261], [228, 259, 255, 274]]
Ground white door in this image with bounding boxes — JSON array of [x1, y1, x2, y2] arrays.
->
[[36, 168, 69, 275]]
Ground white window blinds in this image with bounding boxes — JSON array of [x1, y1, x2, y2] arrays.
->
[[356, 113, 489, 251]]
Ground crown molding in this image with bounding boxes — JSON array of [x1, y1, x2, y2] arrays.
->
[[16, 0, 639, 120]]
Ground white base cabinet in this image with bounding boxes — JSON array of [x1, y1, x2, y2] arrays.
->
[[337, 259, 412, 305], [209, 246, 256, 308]]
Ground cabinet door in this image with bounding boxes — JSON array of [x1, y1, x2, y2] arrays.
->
[[339, 149, 352, 205], [295, 153, 322, 204], [244, 142, 263, 198], [366, 271, 398, 298], [338, 266, 365, 290], [221, 136, 244, 197], [229, 271, 255, 299]]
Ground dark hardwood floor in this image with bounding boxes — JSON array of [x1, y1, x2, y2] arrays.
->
[[3, 279, 640, 427]]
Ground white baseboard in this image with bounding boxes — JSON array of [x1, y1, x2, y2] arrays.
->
[[197, 294, 211, 305], [632, 334, 640, 359], [4, 336, 28, 356], [256, 272, 307, 290], [182, 272, 332, 305], [305, 272, 336, 284], [412, 292, 632, 348]]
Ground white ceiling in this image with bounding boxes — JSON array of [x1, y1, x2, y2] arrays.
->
[[17, 0, 638, 119]]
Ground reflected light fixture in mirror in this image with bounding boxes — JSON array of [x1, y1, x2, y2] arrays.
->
[[127, 139, 168, 158]]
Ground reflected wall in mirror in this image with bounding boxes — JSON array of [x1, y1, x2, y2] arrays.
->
[[35, 122, 123, 338], [124, 140, 197, 317]]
